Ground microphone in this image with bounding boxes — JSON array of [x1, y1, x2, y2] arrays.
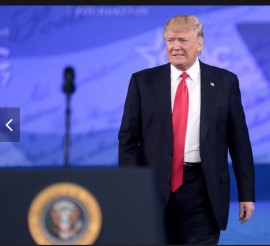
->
[[63, 66, 75, 95], [62, 66, 76, 168]]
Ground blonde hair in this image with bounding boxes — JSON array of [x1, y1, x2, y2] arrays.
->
[[164, 15, 204, 43]]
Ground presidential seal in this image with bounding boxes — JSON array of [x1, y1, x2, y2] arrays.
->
[[28, 182, 102, 245]]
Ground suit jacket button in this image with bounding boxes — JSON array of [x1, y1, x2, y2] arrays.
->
[[168, 175, 171, 181]]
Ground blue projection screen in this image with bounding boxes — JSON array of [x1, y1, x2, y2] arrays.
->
[[0, 5, 269, 167]]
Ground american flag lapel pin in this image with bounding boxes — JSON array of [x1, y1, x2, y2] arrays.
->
[[210, 82, 215, 87]]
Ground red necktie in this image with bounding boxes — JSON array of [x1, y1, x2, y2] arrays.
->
[[171, 71, 189, 192]]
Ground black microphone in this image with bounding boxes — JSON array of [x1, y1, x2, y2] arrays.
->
[[63, 66, 75, 95], [62, 66, 76, 168]]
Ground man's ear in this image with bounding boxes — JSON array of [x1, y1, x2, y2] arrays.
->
[[196, 36, 204, 52]]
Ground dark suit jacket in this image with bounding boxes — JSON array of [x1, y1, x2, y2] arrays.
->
[[118, 60, 255, 230]]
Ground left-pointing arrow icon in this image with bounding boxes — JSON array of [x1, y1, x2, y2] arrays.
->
[[6, 119, 13, 131]]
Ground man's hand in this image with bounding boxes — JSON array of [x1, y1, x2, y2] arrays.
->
[[239, 201, 255, 224]]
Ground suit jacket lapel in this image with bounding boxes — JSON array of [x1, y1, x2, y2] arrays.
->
[[152, 63, 173, 151], [200, 62, 216, 148], [150, 61, 216, 153]]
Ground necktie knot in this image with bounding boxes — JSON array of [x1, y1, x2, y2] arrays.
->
[[180, 71, 189, 80]]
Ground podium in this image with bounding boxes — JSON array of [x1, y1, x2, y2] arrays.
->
[[0, 167, 166, 245]]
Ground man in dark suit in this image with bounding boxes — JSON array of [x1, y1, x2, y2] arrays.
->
[[118, 15, 255, 245]]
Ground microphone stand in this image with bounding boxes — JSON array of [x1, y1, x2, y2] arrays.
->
[[63, 67, 75, 168], [64, 93, 71, 168]]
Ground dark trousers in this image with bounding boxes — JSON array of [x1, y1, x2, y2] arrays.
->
[[165, 166, 220, 245]]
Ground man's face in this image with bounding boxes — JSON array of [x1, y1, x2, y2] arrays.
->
[[165, 30, 203, 71]]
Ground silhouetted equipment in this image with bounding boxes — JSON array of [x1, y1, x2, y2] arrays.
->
[[63, 67, 76, 95], [63, 66, 76, 167]]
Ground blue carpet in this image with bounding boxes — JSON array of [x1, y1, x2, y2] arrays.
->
[[219, 201, 270, 244]]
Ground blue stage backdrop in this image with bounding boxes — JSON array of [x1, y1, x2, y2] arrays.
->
[[0, 5, 270, 167]]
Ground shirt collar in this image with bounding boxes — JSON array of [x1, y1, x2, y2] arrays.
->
[[170, 58, 200, 82]]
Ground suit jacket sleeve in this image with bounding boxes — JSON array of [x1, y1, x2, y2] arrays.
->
[[228, 74, 255, 202], [118, 74, 143, 167]]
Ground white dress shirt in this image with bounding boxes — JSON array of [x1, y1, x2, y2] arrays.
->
[[170, 58, 201, 162]]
